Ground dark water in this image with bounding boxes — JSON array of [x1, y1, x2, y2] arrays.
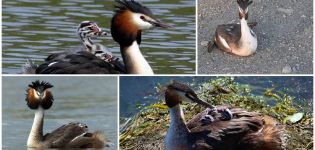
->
[[2, 76, 118, 150], [2, 0, 196, 74], [119, 76, 313, 118]]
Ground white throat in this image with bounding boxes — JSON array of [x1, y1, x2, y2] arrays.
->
[[238, 18, 257, 56], [27, 107, 44, 147], [165, 105, 190, 150], [121, 41, 154, 74]]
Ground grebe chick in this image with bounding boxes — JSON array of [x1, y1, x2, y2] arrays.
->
[[26, 80, 108, 148], [22, 21, 126, 74], [209, 0, 258, 56], [164, 81, 282, 150]]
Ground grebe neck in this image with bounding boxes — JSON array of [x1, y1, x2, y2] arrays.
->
[[80, 36, 94, 52], [165, 104, 190, 150], [27, 107, 44, 147], [121, 41, 154, 74]]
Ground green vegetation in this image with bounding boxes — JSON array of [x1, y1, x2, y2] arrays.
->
[[120, 77, 313, 150]]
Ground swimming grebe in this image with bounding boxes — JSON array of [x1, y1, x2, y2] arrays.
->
[[25, 80, 107, 148], [26, 0, 171, 74], [209, 0, 258, 56], [164, 81, 282, 150]]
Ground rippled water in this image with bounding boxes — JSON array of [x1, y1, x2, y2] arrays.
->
[[2, 76, 118, 150], [2, 0, 195, 74], [119, 76, 313, 118]]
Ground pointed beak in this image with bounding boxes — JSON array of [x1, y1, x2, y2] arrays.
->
[[149, 19, 173, 28], [186, 93, 215, 109], [91, 23, 108, 36]]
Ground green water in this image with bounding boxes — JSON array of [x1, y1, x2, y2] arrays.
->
[[3, 0, 196, 74], [2, 76, 118, 150]]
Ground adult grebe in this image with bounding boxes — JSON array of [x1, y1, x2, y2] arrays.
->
[[26, 80, 108, 148], [27, 0, 171, 74], [164, 81, 282, 150], [209, 0, 258, 56]]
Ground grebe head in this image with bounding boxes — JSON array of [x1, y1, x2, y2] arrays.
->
[[77, 21, 108, 52], [25, 80, 54, 110], [237, 0, 253, 20], [165, 81, 214, 108], [77, 21, 107, 39], [111, 0, 172, 47]]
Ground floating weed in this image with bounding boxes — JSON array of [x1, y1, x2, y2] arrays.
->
[[119, 77, 313, 150]]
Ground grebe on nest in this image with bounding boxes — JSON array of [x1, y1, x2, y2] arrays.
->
[[25, 80, 109, 148], [24, 0, 171, 74], [164, 81, 283, 150]]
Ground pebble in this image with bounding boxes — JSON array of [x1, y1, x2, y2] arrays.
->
[[201, 41, 209, 47], [278, 8, 293, 14], [282, 64, 293, 74]]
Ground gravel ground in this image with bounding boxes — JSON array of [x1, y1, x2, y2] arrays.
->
[[198, 0, 313, 74]]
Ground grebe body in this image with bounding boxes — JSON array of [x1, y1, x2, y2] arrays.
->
[[164, 81, 282, 150], [210, 0, 258, 56]]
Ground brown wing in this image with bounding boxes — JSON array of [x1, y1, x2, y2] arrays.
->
[[214, 22, 257, 52], [215, 24, 241, 52], [187, 107, 282, 150], [188, 116, 263, 150], [43, 122, 88, 148], [187, 107, 257, 129]]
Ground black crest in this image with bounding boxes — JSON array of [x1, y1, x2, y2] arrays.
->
[[237, 0, 253, 10], [167, 80, 197, 97], [28, 80, 53, 92], [114, 0, 153, 17]]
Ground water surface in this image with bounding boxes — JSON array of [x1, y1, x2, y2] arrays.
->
[[3, 0, 196, 74], [120, 76, 313, 118], [3, 76, 118, 150]]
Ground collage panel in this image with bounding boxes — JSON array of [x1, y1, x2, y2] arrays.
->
[[1, 0, 315, 149], [198, 0, 313, 74], [2, 0, 195, 74], [119, 76, 313, 149], [2, 76, 118, 149]]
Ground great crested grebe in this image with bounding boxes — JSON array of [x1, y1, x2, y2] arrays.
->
[[209, 0, 258, 56], [110, 0, 171, 74], [164, 81, 283, 150], [25, 0, 171, 74], [22, 21, 126, 74], [25, 80, 108, 148]]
